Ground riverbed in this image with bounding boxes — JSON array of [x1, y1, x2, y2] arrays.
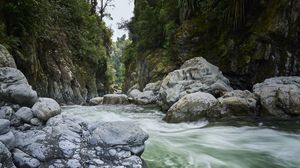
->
[[62, 105, 300, 168]]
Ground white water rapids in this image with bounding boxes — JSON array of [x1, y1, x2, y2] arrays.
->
[[62, 105, 300, 168]]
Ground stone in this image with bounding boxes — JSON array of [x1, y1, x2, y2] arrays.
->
[[0, 131, 16, 150], [253, 77, 300, 118], [143, 80, 162, 93], [0, 119, 10, 135], [0, 44, 17, 68], [12, 149, 40, 168], [0, 106, 14, 120], [15, 107, 34, 123], [128, 89, 158, 105], [32, 98, 61, 121], [89, 97, 103, 105], [0, 141, 16, 168], [208, 90, 258, 119], [30, 118, 43, 126], [102, 94, 129, 105], [164, 92, 218, 123], [0, 67, 38, 106], [159, 57, 232, 111]]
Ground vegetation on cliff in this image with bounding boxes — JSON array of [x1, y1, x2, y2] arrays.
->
[[124, 0, 300, 90], [0, 0, 114, 103]]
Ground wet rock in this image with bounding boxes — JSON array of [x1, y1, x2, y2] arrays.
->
[[254, 77, 300, 118], [164, 92, 218, 123], [0, 67, 38, 106], [103, 94, 129, 105], [208, 90, 258, 119], [89, 97, 103, 105], [12, 148, 40, 168], [0, 131, 16, 150], [32, 98, 61, 121], [128, 89, 158, 105], [15, 107, 34, 123], [159, 57, 232, 111], [0, 119, 10, 135], [0, 141, 16, 168]]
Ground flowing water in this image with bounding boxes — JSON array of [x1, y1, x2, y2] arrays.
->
[[62, 105, 300, 168]]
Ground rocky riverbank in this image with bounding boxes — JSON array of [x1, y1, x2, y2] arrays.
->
[[0, 67, 148, 168], [127, 57, 300, 123]]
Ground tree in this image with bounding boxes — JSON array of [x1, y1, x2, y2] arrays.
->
[[98, 0, 115, 22]]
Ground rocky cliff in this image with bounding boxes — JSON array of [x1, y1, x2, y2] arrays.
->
[[124, 0, 300, 90], [0, 0, 111, 104]]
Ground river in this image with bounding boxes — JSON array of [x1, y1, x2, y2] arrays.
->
[[62, 105, 300, 168]]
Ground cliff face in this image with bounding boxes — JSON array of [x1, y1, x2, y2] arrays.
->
[[125, 0, 300, 90], [0, 0, 111, 104]]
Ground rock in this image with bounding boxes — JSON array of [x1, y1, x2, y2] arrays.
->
[[159, 57, 232, 111], [102, 94, 129, 105], [0, 119, 10, 135], [127, 83, 140, 94], [208, 90, 258, 119], [14, 115, 148, 167], [32, 98, 61, 121], [0, 106, 14, 120], [12, 149, 40, 168], [143, 80, 162, 93], [164, 92, 218, 123], [0, 44, 17, 68], [0, 67, 38, 106], [89, 97, 103, 105], [0, 131, 16, 150], [15, 107, 34, 123], [0, 141, 16, 168], [30, 118, 43, 126], [128, 89, 158, 105], [253, 77, 300, 118]]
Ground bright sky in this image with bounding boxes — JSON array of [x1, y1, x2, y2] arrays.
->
[[104, 0, 134, 41]]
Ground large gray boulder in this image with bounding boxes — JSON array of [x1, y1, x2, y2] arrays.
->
[[0, 119, 10, 135], [13, 115, 148, 168], [0, 141, 16, 168], [15, 107, 34, 123], [103, 94, 129, 105], [164, 92, 218, 123], [12, 149, 40, 168], [208, 90, 258, 119], [143, 80, 162, 93], [0, 131, 16, 150], [89, 97, 103, 105], [253, 77, 300, 118], [32, 98, 61, 121], [0, 67, 38, 106], [159, 57, 232, 111], [0, 44, 17, 68], [128, 89, 158, 105]]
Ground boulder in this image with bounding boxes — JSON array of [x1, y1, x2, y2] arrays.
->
[[30, 118, 43, 126], [102, 94, 129, 105], [89, 121, 149, 156], [13, 115, 148, 167], [128, 89, 158, 105], [12, 149, 40, 168], [164, 92, 218, 123], [0, 141, 16, 168], [143, 80, 162, 93], [127, 83, 140, 94], [0, 106, 14, 120], [208, 90, 258, 119], [89, 97, 103, 105], [159, 57, 232, 111], [253, 77, 300, 118], [0, 131, 16, 150], [15, 107, 34, 123], [0, 119, 10, 135], [0, 67, 38, 106], [32, 98, 61, 121], [0, 44, 17, 68]]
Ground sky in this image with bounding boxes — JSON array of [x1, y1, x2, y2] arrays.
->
[[104, 0, 134, 41]]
